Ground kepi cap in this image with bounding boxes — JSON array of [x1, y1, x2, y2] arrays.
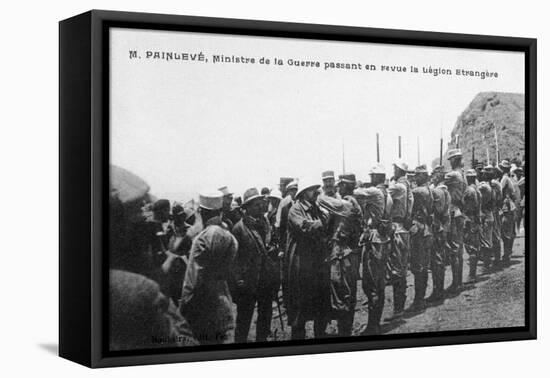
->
[[322, 170, 335, 180], [199, 192, 223, 210]]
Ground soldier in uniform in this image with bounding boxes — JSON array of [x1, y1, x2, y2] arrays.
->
[[428, 165, 451, 302], [286, 182, 330, 340], [478, 166, 496, 272], [386, 160, 413, 320], [322, 173, 362, 336], [499, 160, 517, 264], [232, 188, 279, 343], [321, 170, 340, 199], [515, 167, 525, 232], [463, 169, 482, 284], [179, 192, 239, 345], [490, 166, 504, 267], [444, 149, 467, 294], [358, 164, 393, 334], [408, 165, 434, 311]]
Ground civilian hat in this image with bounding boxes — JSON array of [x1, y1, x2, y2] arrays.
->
[[242, 187, 265, 207]]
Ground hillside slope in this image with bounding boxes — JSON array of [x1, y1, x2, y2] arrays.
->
[[434, 92, 525, 168]]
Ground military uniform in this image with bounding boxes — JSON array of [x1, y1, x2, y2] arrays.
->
[[387, 174, 413, 316], [463, 175, 482, 281], [180, 193, 239, 345], [286, 191, 330, 339], [357, 184, 393, 333], [490, 178, 504, 265], [319, 194, 362, 336], [444, 169, 467, 290], [430, 182, 451, 300], [410, 179, 434, 307], [501, 173, 517, 262], [478, 180, 495, 269]]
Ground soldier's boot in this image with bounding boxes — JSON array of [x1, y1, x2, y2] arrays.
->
[[427, 268, 445, 303], [385, 279, 406, 321], [362, 304, 382, 335], [502, 239, 513, 265], [448, 262, 462, 295], [493, 242, 502, 268], [337, 312, 354, 337], [409, 272, 427, 312], [465, 255, 478, 284], [481, 248, 492, 274]]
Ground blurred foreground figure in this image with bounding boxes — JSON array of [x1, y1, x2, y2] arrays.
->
[[110, 270, 197, 350]]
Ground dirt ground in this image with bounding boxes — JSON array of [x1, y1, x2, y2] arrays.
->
[[245, 232, 526, 341]]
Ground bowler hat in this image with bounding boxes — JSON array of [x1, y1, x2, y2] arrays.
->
[[241, 188, 265, 207]]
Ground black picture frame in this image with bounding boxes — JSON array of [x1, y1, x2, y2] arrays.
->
[[59, 9, 537, 368]]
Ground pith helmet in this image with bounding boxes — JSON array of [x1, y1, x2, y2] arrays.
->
[[296, 182, 321, 199], [286, 179, 298, 191], [218, 186, 233, 196], [447, 149, 463, 160], [199, 192, 223, 210], [415, 164, 428, 174], [499, 159, 511, 169], [393, 160, 408, 172], [369, 164, 386, 175], [268, 188, 283, 200], [465, 169, 477, 177]]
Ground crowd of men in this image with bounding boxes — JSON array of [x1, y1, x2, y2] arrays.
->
[[108, 149, 526, 350]]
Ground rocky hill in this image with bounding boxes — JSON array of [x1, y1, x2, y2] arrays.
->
[[433, 92, 525, 169]]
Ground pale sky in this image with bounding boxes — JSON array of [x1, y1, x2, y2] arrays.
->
[[110, 28, 524, 201]]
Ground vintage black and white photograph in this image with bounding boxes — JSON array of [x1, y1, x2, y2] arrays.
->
[[108, 27, 528, 352]]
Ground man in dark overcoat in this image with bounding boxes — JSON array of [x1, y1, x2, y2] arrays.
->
[[232, 188, 280, 343], [286, 182, 330, 340]]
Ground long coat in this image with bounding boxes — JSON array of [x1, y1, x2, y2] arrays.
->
[[285, 199, 330, 327], [179, 216, 238, 345], [231, 216, 280, 299]]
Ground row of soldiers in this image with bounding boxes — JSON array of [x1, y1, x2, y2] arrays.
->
[[108, 149, 525, 349]]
